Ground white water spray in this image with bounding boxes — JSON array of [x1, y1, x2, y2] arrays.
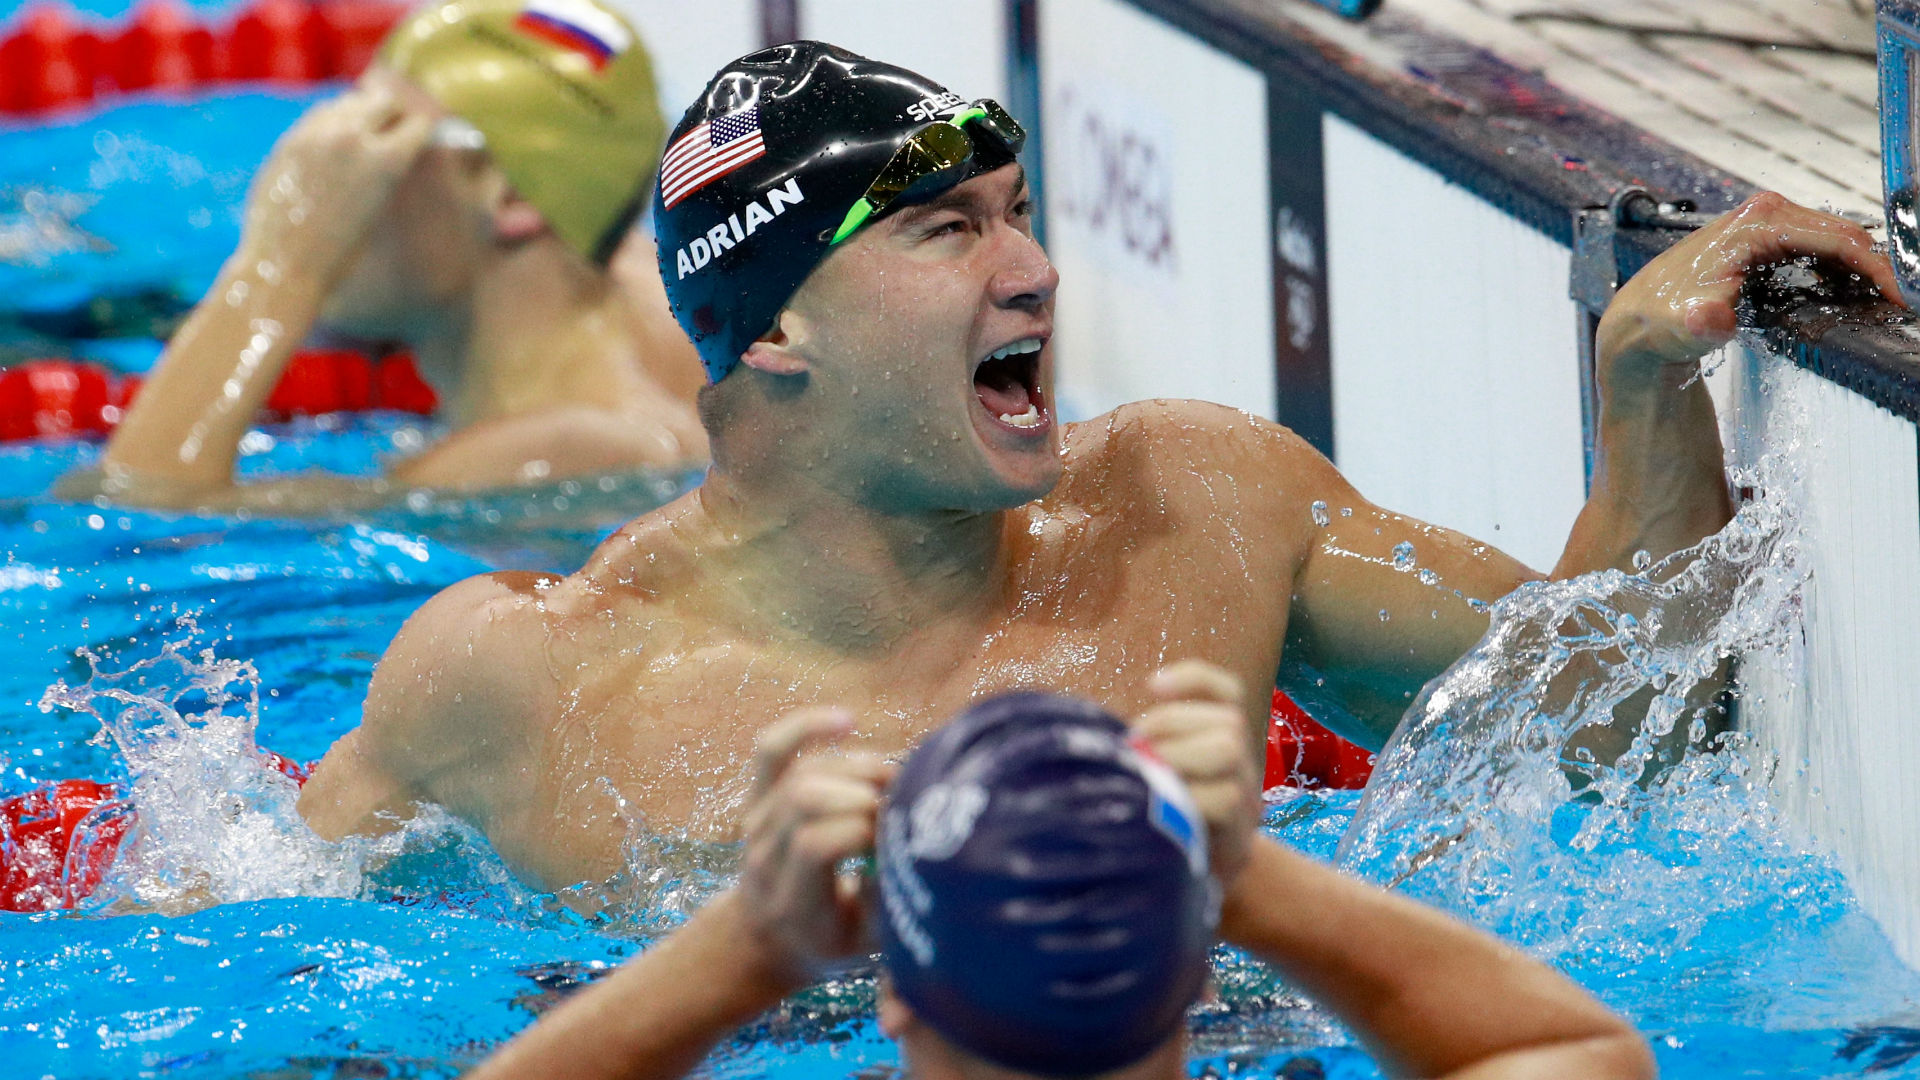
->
[[37, 622, 451, 911]]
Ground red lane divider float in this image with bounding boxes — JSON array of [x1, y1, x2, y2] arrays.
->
[[0, 699, 1359, 914], [0, 0, 407, 116], [0, 350, 436, 441], [0, 778, 130, 912], [0, 753, 312, 912], [1266, 687, 1374, 791]]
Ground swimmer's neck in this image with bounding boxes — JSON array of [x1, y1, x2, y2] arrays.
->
[[688, 466, 1016, 650], [410, 240, 650, 427]]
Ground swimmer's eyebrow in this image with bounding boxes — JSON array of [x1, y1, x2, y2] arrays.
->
[[893, 167, 1030, 227]]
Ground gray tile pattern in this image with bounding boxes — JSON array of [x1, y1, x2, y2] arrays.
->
[[1283, 0, 1883, 216]]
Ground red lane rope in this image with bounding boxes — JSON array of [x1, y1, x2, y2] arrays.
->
[[0, 0, 406, 115], [1266, 687, 1375, 791], [0, 753, 312, 912], [0, 695, 1365, 913], [0, 350, 436, 441]]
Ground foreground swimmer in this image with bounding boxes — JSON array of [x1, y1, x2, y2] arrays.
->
[[66, 0, 707, 512], [468, 670, 1654, 1079], [299, 43, 1901, 892]]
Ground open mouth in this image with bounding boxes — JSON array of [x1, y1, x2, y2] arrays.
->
[[973, 337, 1048, 432]]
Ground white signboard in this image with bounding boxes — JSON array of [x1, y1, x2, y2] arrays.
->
[[608, 0, 761, 128], [798, 0, 1008, 103], [1039, 0, 1275, 421]]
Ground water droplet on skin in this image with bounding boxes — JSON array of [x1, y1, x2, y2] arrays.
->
[[1632, 549, 1653, 571], [1391, 541, 1415, 570], [1310, 500, 1331, 526], [1378, 609, 1391, 622]]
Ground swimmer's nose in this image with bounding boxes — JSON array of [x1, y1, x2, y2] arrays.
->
[[989, 231, 1058, 313]]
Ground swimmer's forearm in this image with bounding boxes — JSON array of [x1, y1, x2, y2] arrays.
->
[[468, 891, 799, 1080], [1219, 839, 1651, 1079], [1555, 336, 1733, 579], [101, 248, 325, 494]]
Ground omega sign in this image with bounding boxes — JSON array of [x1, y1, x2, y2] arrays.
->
[[1049, 83, 1176, 277]]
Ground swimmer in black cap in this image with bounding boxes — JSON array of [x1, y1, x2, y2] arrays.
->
[[67, 0, 707, 513], [302, 44, 1900, 896], [466, 663, 1653, 1079]]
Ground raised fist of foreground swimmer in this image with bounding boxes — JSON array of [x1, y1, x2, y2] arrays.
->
[[464, 667, 1654, 1080], [299, 42, 1896, 895], [68, 0, 708, 513]]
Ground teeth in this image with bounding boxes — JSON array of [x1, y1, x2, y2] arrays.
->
[[998, 403, 1043, 427], [987, 338, 1043, 362]]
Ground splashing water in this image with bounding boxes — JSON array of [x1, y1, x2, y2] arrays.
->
[[1335, 360, 1920, 1038], [35, 621, 452, 912]]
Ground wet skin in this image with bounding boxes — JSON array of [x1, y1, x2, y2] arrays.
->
[[298, 173, 1898, 893]]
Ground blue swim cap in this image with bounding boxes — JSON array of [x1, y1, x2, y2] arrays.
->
[[875, 692, 1218, 1077]]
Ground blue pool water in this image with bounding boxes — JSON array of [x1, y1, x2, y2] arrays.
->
[[3, 87, 1920, 1080], [1, 423, 1917, 1079]]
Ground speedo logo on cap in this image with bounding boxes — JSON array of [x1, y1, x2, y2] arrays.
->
[[512, 0, 631, 71], [673, 179, 807, 280]]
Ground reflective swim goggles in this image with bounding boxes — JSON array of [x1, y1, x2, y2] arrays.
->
[[828, 100, 1026, 246]]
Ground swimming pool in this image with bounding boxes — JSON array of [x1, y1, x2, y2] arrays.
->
[[4, 87, 1920, 1080]]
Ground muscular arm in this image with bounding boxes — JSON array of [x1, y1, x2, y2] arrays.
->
[[1222, 838, 1654, 1080], [1276, 194, 1900, 749], [298, 572, 553, 846], [83, 88, 432, 514]]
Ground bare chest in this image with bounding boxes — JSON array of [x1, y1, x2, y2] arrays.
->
[[540, 544, 1289, 834]]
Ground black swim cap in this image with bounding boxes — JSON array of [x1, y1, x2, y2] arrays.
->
[[654, 41, 1020, 382], [875, 692, 1218, 1078]]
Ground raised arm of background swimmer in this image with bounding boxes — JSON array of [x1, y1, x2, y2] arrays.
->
[[76, 85, 432, 509], [1220, 840, 1653, 1078], [1279, 193, 1899, 746]]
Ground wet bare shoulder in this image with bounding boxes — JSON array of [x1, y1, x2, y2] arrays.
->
[[572, 486, 705, 598], [1060, 399, 1341, 533], [374, 570, 570, 706]]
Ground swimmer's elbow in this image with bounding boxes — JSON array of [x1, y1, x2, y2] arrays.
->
[[297, 730, 423, 842]]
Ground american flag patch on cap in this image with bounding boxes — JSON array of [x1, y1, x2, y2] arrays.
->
[[660, 107, 767, 209]]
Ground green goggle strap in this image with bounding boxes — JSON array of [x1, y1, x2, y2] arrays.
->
[[829, 105, 994, 246]]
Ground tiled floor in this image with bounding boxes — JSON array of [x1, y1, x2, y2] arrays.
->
[[1284, 0, 1885, 217]]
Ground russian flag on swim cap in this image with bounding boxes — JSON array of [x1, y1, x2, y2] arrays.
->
[[513, 0, 631, 71]]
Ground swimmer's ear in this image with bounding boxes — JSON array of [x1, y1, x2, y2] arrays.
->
[[739, 311, 812, 377], [490, 187, 549, 246]]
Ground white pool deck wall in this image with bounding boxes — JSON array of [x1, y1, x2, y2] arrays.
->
[[1037, 0, 1278, 424], [1026, 0, 1920, 969], [1713, 354, 1920, 970], [1321, 116, 1588, 575], [610, 0, 1009, 177]]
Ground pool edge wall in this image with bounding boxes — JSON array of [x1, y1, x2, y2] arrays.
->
[[1012, 0, 1920, 970]]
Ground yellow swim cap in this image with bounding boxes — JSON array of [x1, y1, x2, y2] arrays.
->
[[378, 0, 664, 263]]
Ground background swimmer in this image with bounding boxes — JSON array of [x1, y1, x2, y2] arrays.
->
[[63, 0, 707, 513], [467, 669, 1653, 1080], [297, 43, 1900, 896]]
